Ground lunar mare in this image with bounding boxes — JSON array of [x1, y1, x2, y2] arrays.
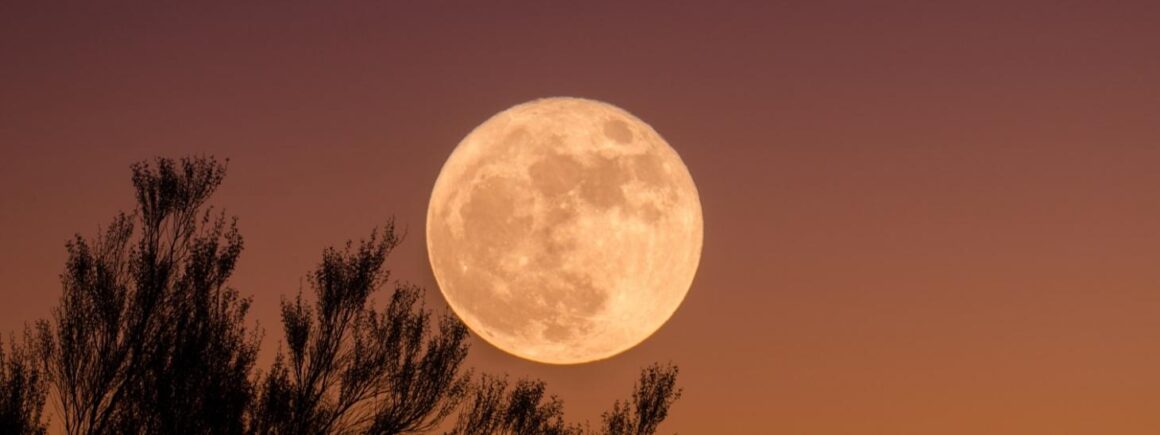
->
[[427, 97, 702, 364]]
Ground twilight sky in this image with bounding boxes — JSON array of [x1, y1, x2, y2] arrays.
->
[[2, 2, 1159, 433]]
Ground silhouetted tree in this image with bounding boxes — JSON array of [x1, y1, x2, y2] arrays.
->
[[450, 375, 581, 435], [17, 155, 685, 434], [0, 333, 47, 435], [451, 364, 681, 435], [601, 364, 681, 435], [35, 157, 259, 434], [252, 224, 471, 435]]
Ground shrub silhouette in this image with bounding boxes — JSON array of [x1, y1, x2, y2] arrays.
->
[[451, 375, 581, 435], [0, 333, 47, 435], [601, 364, 682, 435], [450, 363, 682, 435], [1, 156, 684, 434], [258, 227, 684, 435], [251, 223, 471, 434], [35, 157, 259, 434]]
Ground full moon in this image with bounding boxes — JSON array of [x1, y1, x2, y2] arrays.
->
[[426, 97, 702, 364]]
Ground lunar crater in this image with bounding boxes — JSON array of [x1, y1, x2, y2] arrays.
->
[[603, 119, 634, 144]]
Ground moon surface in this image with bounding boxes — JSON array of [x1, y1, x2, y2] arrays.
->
[[426, 97, 702, 364]]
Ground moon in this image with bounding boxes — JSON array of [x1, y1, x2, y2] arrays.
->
[[426, 97, 702, 364]]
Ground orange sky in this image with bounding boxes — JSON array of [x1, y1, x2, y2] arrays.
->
[[2, 2, 1159, 433]]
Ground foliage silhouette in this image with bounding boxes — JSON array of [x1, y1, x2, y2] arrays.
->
[[251, 224, 471, 435], [35, 157, 259, 434], [12, 155, 684, 434], [450, 375, 582, 435], [601, 364, 681, 435], [0, 333, 47, 435], [451, 363, 681, 435]]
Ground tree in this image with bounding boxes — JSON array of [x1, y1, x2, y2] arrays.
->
[[20, 155, 684, 434], [0, 333, 47, 435], [35, 156, 259, 434], [251, 223, 686, 435], [601, 364, 682, 435], [252, 223, 471, 435], [450, 375, 581, 435], [451, 364, 682, 435]]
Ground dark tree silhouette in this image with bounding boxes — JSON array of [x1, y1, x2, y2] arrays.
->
[[252, 224, 471, 435], [35, 157, 259, 434], [12, 155, 684, 434], [0, 333, 47, 435], [252, 224, 685, 435], [601, 364, 682, 435], [450, 375, 581, 435], [451, 364, 681, 435]]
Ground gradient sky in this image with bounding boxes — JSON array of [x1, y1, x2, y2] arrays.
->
[[2, 2, 1159, 433]]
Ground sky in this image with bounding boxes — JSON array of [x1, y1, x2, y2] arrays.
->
[[2, 2, 1159, 433]]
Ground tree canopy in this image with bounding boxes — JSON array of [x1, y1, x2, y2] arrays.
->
[[0, 156, 683, 435], [251, 223, 471, 434], [35, 157, 258, 434], [0, 334, 47, 435]]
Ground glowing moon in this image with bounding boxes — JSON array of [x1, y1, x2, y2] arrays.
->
[[426, 97, 702, 364]]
